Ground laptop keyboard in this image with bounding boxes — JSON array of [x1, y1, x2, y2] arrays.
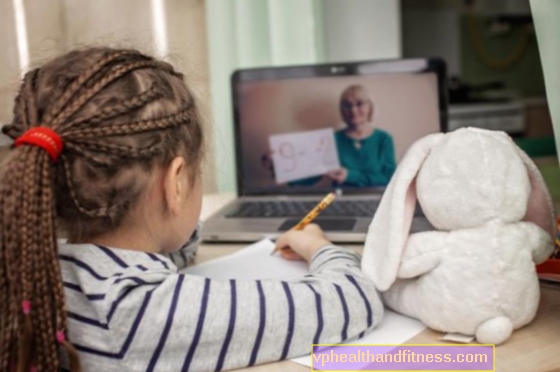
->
[[226, 200, 381, 218]]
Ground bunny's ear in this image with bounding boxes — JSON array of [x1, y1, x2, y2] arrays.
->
[[515, 148, 556, 239], [361, 133, 445, 291]]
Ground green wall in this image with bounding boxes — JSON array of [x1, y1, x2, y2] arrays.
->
[[205, 0, 327, 193]]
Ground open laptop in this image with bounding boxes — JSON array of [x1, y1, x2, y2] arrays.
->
[[202, 58, 448, 243]]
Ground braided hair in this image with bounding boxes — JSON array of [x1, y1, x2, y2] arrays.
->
[[0, 48, 204, 372]]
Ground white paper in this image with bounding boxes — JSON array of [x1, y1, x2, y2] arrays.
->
[[291, 310, 426, 367], [269, 128, 340, 184], [183, 239, 308, 280], [184, 239, 426, 368]]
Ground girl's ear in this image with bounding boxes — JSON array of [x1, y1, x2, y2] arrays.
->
[[163, 156, 187, 215]]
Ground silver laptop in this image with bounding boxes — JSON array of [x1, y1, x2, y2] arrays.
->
[[203, 58, 447, 243]]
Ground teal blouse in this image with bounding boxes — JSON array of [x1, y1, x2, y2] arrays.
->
[[335, 129, 396, 187], [290, 129, 396, 187]]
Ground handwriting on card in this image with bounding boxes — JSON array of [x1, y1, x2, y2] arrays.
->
[[269, 128, 340, 184]]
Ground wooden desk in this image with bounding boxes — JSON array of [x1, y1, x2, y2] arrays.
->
[[197, 195, 560, 372]]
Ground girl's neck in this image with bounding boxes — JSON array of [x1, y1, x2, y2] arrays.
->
[[85, 224, 162, 253]]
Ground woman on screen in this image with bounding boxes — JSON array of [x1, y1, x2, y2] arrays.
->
[[263, 85, 397, 187], [326, 84, 396, 187]]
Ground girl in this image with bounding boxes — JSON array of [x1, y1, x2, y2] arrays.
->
[[0, 48, 383, 372]]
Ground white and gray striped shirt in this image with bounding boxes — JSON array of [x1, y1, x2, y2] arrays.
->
[[58, 235, 383, 372]]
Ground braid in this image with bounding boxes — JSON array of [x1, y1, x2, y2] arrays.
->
[[1, 124, 22, 141], [50, 60, 164, 129], [16, 146, 33, 372], [18, 147, 44, 372], [32, 154, 58, 371], [61, 84, 162, 131], [10, 95, 24, 135], [19, 148, 35, 302], [16, 88, 30, 132], [65, 106, 191, 139], [23, 70, 39, 126], [42, 50, 139, 124], [0, 77, 71, 372], [61, 158, 113, 218], [0, 148, 25, 371], [72, 139, 164, 160], [3, 70, 41, 141], [0, 195, 10, 372], [63, 143, 112, 167], [0, 148, 47, 372], [38, 157, 59, 370]]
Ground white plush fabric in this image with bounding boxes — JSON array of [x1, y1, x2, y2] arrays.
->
[[362, 128, 556, 345]]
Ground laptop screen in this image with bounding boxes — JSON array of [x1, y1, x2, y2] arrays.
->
[[233, 59, 447, 195]]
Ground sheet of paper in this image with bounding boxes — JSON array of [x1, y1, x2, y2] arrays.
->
[[269, 128, 340, 184], [291, 310, 427, 368], [184, 239, 426, 368], [183, 239, 308, 280]]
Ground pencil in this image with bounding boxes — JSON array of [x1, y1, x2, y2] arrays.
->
[[270, 192, 337, 255]]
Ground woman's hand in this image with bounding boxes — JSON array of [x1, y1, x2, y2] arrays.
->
[[261, 152, 275, 178], [326, 168, 348, 184], [275, 224, 332, 262]]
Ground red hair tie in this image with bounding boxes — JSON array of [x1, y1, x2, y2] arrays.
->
[[14, 127, 63, 162], [22, 300, 31, 314]]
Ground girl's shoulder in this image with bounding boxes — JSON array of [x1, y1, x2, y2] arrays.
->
[[57, 241, 178, 277]]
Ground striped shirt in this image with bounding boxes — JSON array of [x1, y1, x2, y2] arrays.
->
[[58, 233, 383, 371]]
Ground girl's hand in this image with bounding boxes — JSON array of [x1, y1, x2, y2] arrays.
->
[[275, 224, 332, 262]]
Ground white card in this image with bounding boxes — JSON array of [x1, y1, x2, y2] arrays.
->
[[269, 128, 340, 184]]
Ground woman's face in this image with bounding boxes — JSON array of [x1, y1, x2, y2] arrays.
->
[[340, 89, 373, 129]]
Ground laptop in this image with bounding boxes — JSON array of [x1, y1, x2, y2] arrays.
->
[[202, 58, 448, 243]]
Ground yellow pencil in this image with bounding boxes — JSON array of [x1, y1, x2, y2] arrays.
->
[[271, 192, 337, 255]]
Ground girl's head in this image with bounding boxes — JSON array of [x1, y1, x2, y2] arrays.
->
[[339, 85, 374, 129], [0, 48, 204, 371]]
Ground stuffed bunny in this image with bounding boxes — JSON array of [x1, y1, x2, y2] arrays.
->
[[362, 127, 556, 345]]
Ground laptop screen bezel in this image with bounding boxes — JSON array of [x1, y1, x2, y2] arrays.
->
[[231, 58, 448, 196]]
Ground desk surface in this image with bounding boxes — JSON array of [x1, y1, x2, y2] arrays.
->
[[197, 194, 560, 372]]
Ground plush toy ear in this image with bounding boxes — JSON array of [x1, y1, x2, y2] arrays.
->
[[515, 148, 556, 240], [361, 133, 445, 291]]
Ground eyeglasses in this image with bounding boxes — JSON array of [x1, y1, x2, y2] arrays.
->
[[341, 100, 370, 110]]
